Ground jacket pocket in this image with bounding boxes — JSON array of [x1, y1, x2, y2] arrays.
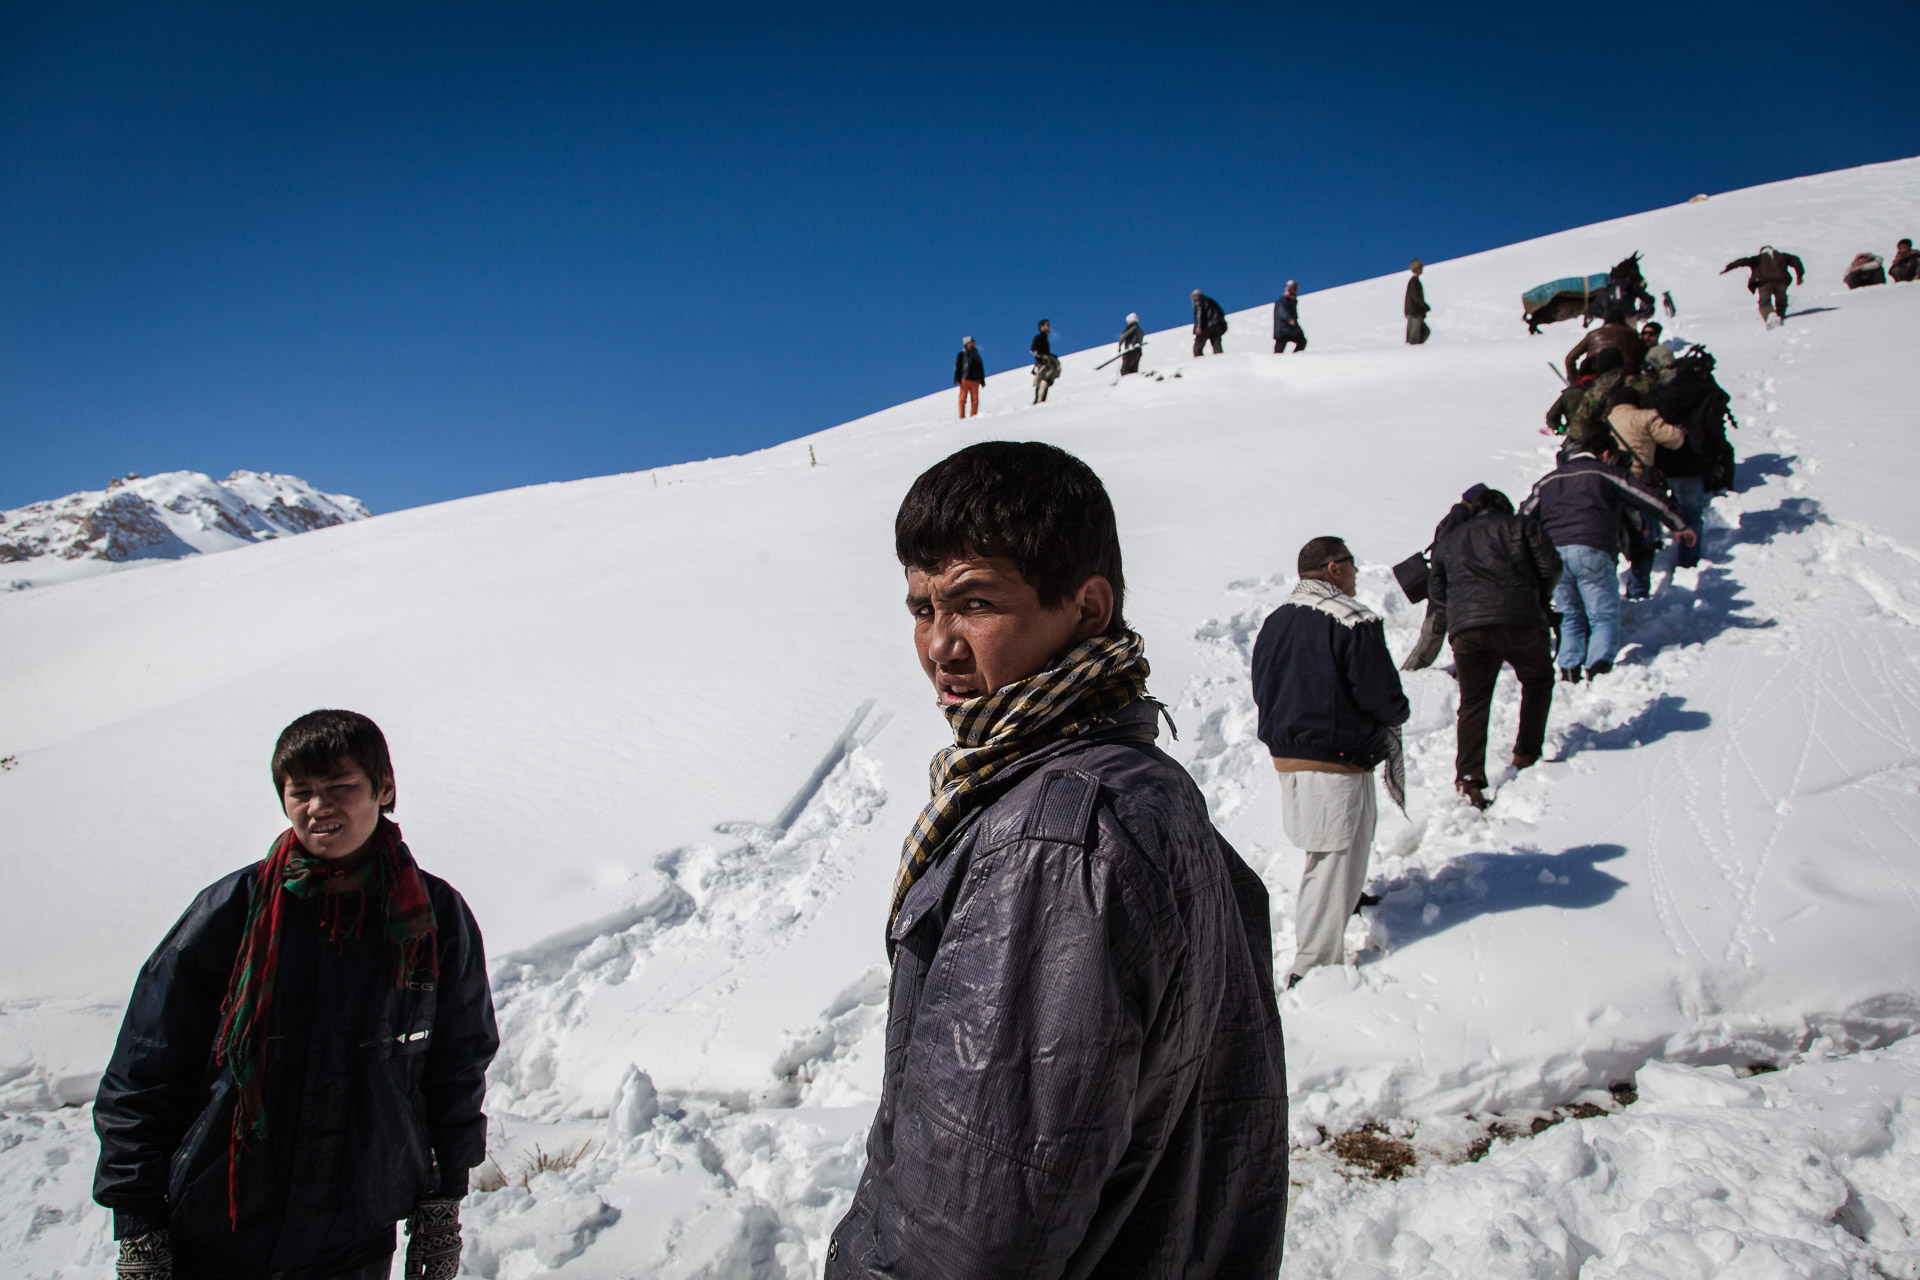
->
[[165, 1074, 235, 1237]]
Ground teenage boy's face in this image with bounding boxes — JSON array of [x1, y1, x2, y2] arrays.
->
[[282, 758, 394, 861], [906, 555, 1113, 706]]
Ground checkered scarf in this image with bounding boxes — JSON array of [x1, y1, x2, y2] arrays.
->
[[891, 629, 1149, 924]]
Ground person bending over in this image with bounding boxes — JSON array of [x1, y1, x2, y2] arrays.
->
[[1428, 488, 1561, 810]]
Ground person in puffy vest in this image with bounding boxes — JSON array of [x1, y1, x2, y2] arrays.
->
[[1842, 253, 1887, 290], [1273, 281, 1306, 353], [93, 710, 498, 1280], [1190, 289, 1227, 356], [954, 336, 985, 418], [1721, 245, 1805, 328]]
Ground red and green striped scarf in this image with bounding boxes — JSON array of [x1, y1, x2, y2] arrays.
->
[[212, 817, 437, 1226]]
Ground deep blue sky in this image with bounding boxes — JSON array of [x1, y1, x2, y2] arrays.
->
[[3, 2, 1914, 514]]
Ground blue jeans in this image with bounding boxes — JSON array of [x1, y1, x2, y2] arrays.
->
[[1553, 545, 1621, 670], [1668, 476, 1707, 568]]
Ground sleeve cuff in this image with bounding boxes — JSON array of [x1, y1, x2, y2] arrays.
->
[[113, 1209, 167, 1240], [433, 1164, 471, 1199]]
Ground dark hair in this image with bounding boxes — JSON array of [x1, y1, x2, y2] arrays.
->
[[272, 710, 396, 813], [1473, 488, 1514, 515], [1297, 535, 1349, 578], [1641, 321, 1663, 336], [895, 441, 1126, 630], [1611, 386, 1643, 409], [1605, 305, 1628, 325], [1576, 431, 1614, 457], [1037, 318, 1049, 328]]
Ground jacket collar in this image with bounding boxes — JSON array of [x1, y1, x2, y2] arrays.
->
[[1286, 577, 1381, 628]]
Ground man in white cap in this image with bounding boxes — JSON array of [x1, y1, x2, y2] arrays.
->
[[1190, 289, 1227, 356], [1273, 281, 1306, 353], [1117, 313, 1144, 375]]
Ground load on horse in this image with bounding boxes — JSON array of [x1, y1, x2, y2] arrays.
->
[[1522, 252, 1656, 334]]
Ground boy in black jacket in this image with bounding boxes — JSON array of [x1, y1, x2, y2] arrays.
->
[[93, 710, 499, 1280]]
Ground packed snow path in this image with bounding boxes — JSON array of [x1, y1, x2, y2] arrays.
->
[[2, 158, 1918, 1276]]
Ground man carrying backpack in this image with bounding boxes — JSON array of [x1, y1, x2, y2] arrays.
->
[[1721, 245, 1806, 328], [1191, 289, 1227, 356], [1652, 347, 1739, 569], [1030, 320, 1060, 403]]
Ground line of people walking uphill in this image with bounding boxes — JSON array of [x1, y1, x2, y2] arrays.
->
[[947, 258, 1444, 417]]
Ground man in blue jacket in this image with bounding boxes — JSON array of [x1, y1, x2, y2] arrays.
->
[[1251, 537, 1410, 985], [1521, 436, 1694, 682]]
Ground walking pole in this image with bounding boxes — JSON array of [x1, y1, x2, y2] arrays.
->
[[1096, 342, 1146, 371]]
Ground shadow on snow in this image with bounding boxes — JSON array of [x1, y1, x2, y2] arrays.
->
[[1555, 693, 1711, 760], [1366, 842, 1629, 953]]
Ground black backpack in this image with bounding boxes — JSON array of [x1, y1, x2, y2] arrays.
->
[[1653, 349, 1738, 492]]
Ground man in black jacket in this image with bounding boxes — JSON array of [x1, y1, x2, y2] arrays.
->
[[1030, 319, 1059, 402], [93, 710, 498, 1280], [1405, 259, 1431, 344], [1191, 288, 1227, 355], [827, 441, 1287, 1280], [1273, 281, 1306, 353], [1429, 488, 1562, 810], [1521, 438, 1694, 682], [1721, 245, 1806, 328], [1251, 537, 1410, 984], [954, 336, 984, 418]]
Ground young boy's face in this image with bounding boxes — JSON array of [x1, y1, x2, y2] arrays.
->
[[281, 758, 395, 861], [906, 555, 1113, 706]]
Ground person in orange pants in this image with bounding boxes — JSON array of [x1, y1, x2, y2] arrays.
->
[[954, 337, 984, 418]]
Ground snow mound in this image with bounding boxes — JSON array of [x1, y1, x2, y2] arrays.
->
[[0, 469, 369, 590]]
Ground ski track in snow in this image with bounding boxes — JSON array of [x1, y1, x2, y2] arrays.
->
[[6, 162, 1920, 1276]]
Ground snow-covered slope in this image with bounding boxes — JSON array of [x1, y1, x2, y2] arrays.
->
[[0, 469, 369, 590], [3, 158, 1919, 1278]]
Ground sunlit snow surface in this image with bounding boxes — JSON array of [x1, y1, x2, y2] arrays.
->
[[3, 158, 1919, 1276]]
